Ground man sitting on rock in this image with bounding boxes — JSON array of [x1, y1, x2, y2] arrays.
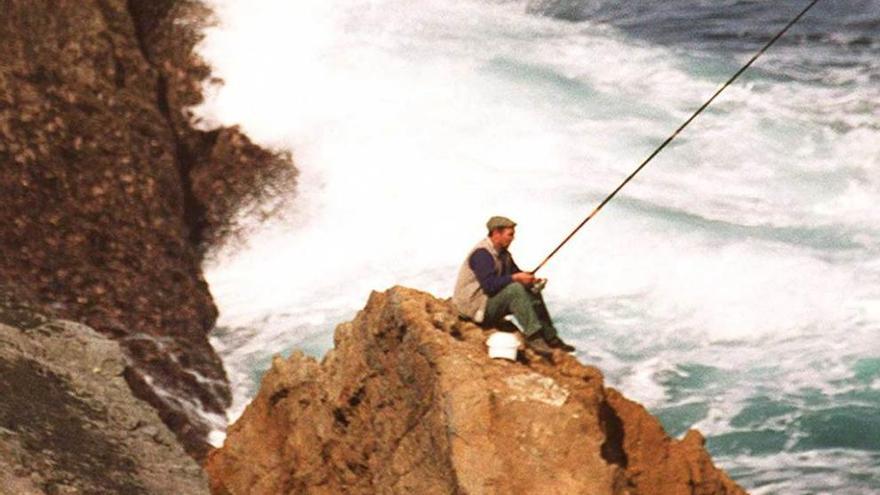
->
[[453, 216, 575, 355]]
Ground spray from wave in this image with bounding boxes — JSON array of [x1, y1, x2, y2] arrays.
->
[[196, 1, 880, 492]]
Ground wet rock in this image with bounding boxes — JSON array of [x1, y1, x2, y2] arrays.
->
[[205, 286, 747, 495], [0, 305, 208, 495]]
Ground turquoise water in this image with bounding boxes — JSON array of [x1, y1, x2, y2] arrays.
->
[[197, 1, 880, 493]]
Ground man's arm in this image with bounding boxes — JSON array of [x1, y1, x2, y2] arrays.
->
[[508, 256, 536, 285], [469, 249, 513, 296]]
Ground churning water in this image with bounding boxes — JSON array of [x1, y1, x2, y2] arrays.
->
[[196, 1, 880, 493]]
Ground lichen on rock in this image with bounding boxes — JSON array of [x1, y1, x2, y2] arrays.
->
[[0, 0, 296, 459]]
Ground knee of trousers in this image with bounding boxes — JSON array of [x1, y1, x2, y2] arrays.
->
[[507, 284, 541, 310], [506, 283, 529, 297], [509, 283, 541, 304]]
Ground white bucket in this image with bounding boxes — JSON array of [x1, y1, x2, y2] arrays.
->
[[486, 332, 521, 361]]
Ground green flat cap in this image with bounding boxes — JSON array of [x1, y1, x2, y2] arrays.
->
[[486, 216, 516, 231]]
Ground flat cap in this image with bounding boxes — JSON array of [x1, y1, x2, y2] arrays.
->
[[486, 215, 516, 231]]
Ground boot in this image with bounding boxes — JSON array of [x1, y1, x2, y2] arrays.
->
[[525, 333, 554, 357], [545, 336, 575, 353]]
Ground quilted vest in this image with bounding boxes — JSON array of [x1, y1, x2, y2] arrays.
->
[[452, 237, 508, 322]]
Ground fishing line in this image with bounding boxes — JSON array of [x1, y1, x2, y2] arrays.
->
[[532, 0, 823, 274]]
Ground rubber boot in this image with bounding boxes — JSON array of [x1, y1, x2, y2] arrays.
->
[[525, 333, 554, 357], [545, 335, 575, 353]]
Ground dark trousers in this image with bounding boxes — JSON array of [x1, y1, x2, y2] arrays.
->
[[483, 283, 557, 339]]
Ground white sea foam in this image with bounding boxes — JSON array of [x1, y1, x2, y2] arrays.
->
[[723, 449, 880, 495], [195, 0, 880, 489]]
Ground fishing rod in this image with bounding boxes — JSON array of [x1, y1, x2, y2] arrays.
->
[[531, 0, 823, 274]]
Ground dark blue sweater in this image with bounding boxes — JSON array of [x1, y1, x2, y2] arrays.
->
[[468, 248, 521, 296]]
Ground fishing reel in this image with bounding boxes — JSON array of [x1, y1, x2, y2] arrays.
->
[[530, 278, 547, 295]]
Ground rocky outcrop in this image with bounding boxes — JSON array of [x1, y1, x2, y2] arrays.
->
[[0, 295, 208, 495], [0, 0, 295, 458], [206, 287, 747, 495]]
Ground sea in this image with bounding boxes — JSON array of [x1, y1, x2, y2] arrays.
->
[[194, 1, 880, 493]]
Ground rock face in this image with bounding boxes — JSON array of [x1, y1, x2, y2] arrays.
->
[[0, 0, 295, 458], [205, 287, 747, 495], [0, 297, 209, 495]]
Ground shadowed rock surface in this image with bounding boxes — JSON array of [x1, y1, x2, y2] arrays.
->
[[0, 296, 208, 495], [206, 286, 747, 495], [0, 0, 295, 459]]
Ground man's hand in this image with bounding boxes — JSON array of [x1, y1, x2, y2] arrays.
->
[[512, 272, 536, 286]]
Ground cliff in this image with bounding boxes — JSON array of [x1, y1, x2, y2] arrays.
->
[[206, 287, 747, 495], [0, 0, 295, 459], [0, 294, 208, 495]]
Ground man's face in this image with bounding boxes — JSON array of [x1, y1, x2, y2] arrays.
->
[[491, 227, 515, 250]]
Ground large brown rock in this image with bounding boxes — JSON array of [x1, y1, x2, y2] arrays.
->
[[0, 0, 294, 459], [205, 287, 747, 495]]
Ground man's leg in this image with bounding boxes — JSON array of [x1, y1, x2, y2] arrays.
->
[[533, 292, 575, 352], [485, 284, 573, 355], [484, 283, 544, 337], [533, 292, 558, 339]]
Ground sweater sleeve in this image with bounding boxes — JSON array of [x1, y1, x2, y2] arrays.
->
[[469, 248, 513, 296]]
